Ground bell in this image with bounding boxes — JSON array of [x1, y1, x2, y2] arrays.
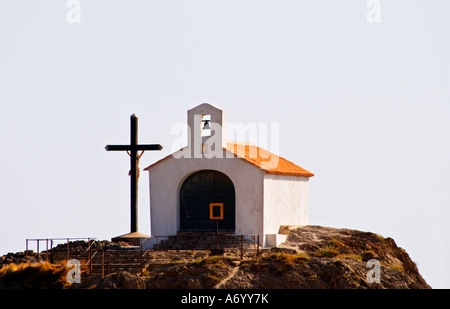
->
[[203, 120, 210, 130]]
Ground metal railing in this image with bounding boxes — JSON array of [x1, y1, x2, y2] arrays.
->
[[141, 233, 263, 259], [24, 233, 271, 278], [25, 237, 96, 262]]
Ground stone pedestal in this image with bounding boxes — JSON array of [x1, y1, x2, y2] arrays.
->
[[111, 232, 151, 246]]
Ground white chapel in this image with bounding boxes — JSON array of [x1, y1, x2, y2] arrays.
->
[[143, 103, 314, 248]]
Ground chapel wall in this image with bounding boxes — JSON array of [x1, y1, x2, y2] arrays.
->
[[147, 148, 266, 237], [263, 174, 309, 235]]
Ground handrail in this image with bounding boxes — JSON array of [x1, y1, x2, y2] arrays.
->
[[85, 239, 96, 252], [26, 237, 94, 241], [25, 237, 97, 262], [86, 250, 98, 265], [141, 249, 150, 258]]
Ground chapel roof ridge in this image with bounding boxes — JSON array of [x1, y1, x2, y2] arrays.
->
[[187, 102, 222, 111], [144, 141, 314, 178]]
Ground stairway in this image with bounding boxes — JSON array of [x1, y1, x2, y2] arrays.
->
[[44, 233, 261, 279], [65, 246, 214, 279], [60, 248, 146, 278], [157, 231, 257, 250]]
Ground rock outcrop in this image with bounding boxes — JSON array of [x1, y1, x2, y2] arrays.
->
[[0, 226, 431, 289]]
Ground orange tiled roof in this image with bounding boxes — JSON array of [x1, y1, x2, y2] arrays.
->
[[144, 142, 314, 177], [225, 142, 314, 177]]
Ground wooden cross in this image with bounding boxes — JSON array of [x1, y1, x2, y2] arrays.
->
[[105, 114, 163, 233]]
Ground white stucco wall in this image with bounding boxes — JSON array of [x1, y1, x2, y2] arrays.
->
[[147, 148, 266, 237], [263, 174, 309, 235]]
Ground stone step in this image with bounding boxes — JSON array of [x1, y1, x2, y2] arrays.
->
[[156, 232, 257, 250]]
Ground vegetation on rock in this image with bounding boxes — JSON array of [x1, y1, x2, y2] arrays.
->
[[0, 226, 431, 289]]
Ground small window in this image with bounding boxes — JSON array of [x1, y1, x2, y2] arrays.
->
[[209, 203, 224, 220], [201, 114, 211, 137]]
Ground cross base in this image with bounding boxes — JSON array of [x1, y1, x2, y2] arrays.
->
[[111, 231, 151, 247]]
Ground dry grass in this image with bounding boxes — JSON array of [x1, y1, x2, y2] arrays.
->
[[336, 254, 363, 261], [0, 261, 58, 276], [0, 261, 71, 288], [315, 246, 340, 258], [188, 255, 239, 268], [260, 252, 311, 273], [390, 265, 404, 272], [314, 238, 349, 258], [263, 252, 310, 263], [206, 274, 222, 283], [327, 238, 345, 248]]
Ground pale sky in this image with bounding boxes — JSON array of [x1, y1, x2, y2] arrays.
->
[[1, 0, 449, 288]]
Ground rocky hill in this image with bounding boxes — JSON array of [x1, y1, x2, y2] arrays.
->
[[0, 226, 430, 289]]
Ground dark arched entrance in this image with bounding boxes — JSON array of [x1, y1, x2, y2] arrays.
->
[[180, 170, 235, 231]]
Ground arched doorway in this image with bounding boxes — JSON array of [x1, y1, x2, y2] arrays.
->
[[180, 170, 235, 231]]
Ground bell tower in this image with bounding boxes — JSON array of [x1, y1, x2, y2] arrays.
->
[[187, 103, 226, 158]]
